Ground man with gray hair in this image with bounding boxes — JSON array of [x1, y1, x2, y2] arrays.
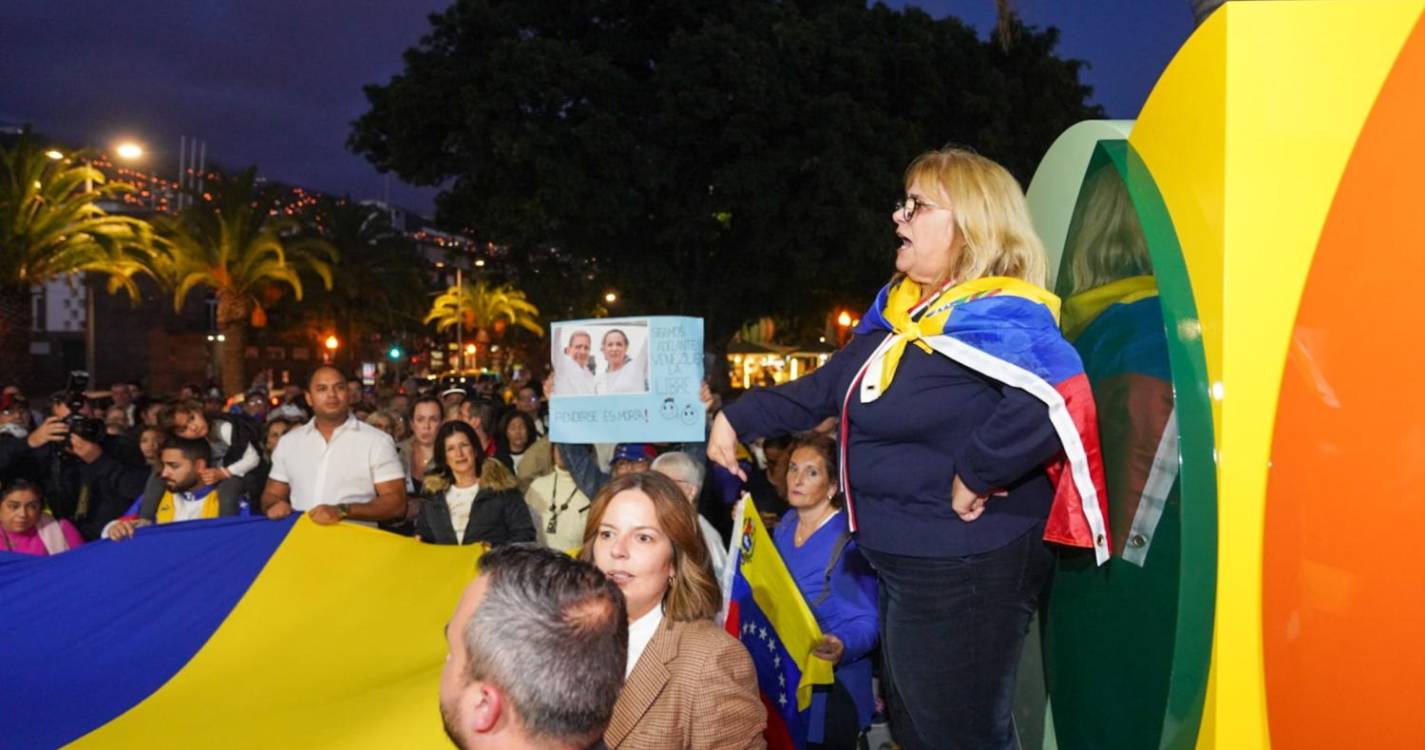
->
[[651, 451, 729, 583], [441, 544, 628, 750]]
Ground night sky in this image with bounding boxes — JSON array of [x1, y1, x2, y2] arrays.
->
[[1, 0, 1192, 217]]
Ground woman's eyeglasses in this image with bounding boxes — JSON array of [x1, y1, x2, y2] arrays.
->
[[894, 196, 947, 222]]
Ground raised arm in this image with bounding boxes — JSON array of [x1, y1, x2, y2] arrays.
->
[[709, 334, 874, 480]]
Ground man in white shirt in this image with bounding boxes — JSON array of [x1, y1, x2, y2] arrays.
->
[[260, 366, 407, 526], [551, 329, 597, 396]]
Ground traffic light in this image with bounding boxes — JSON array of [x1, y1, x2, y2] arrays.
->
[[388, 346, 403, 360]]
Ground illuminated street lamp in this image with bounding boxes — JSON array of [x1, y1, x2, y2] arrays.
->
[[114, 141, 144, 160], [44, 149, 64, 161], [604, 291, 618, 304], [325, 335, 340, 351], [80, 139, 146, 383], [837, 311, 852, 327]]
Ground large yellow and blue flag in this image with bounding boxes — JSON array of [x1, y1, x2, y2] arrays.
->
[[720, 496, 835, 750], [0, 516, 484, 748]]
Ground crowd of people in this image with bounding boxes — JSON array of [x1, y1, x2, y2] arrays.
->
[[5, 147, 1092, 750]]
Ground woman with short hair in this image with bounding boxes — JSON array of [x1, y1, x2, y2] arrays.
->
[[594, 329, 648, 395], [771, 433, 878, 750]]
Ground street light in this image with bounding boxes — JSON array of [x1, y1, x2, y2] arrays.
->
[[80, 139, 147, 384], [114, 142, 144, 161], [44, 150, 64, 161], [837, 311, 852, 327], [325, 335, 339, 350], [605, 291, 618, 304]]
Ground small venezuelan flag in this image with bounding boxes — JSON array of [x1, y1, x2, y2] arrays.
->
[[720, 495, 836, 750]]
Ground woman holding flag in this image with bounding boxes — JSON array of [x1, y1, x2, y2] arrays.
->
[[710, 147, 1109, 750], [772, 434, 878, 749]]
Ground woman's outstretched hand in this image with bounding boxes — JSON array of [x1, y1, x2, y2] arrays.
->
[[707, 412, 747, 482]]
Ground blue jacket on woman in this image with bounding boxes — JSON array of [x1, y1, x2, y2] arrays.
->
[[724, 332, 1063, 559], [772, 509, 879, 730]]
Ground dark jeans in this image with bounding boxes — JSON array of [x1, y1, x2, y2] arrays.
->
[[862, 523, 1054, 750], [808, 679, 861, 750]]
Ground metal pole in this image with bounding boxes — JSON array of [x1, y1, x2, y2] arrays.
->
[[85, 277, 96, 380], [188, 138, 198, 204], [178, 135, 186, 210], [197, 141, 206, 197], [455, 267, 463, 372], [84, 156, 95, 380]]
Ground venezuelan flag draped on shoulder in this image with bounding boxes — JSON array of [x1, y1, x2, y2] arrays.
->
[[849, 275, 1113, 564], [0, 516, 484, 748], [720, 495, 836, 750]]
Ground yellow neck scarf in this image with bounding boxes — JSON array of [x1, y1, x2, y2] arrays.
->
[[874, 276, 1061, 394], [155, 488, 222, 524], [1059, 275, 1159, 342]]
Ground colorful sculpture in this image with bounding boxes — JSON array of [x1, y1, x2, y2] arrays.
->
[[1025, 2, 1425, 748]]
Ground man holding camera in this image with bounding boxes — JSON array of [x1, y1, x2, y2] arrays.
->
[[21, 374, 151, 540]]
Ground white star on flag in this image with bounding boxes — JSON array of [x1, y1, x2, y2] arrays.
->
[[778, 693, 788, 708], [759, 626, 769, 641]]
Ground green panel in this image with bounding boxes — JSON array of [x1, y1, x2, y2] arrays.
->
[[1116, 141, 1216, 750], [1042, 140, 1217, 750], [1025, 119, 1136, 282]]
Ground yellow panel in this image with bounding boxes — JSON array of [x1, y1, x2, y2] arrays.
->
[[73, 519, 484, 748], [1129, 21, 1226, 747], [1129, 5, 1226, 445], [1214, 2, 1418, 748], [1131, 3, 1423, 749]]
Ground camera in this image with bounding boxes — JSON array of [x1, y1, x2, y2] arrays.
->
[[65, 414, 105, 444], [58, 370, 104, 449], [63, 370, 90, 416]]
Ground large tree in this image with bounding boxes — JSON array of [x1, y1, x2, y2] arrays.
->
[[154, 167, 336, 397], [351, 0, 1101, 345], [0, 132, 160, 387]]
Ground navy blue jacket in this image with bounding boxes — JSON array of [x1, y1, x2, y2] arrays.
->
[[724, 332, 1062, 558]]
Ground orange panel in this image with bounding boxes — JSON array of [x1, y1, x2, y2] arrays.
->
[[1262, 18, 1425, 750]]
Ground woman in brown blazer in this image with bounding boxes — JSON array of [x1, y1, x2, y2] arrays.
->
[[579, 472, 767, 750]]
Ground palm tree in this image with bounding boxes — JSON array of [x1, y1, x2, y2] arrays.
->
[[424, 280, 543, 369], [302, 198, 428, 366], [154, 167, 336, 397], [993, 0, 1019, 50], [0, 131, 160, 386]]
